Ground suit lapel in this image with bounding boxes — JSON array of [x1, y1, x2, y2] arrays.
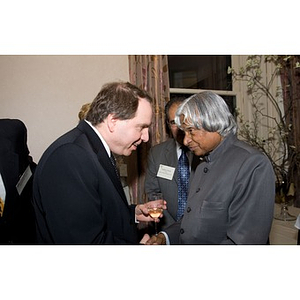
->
[[96, 149, 127, 202], [164, 139, 178, 184], [77, 121, 129, 206]]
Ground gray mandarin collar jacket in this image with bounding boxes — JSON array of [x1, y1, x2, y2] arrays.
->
[[165, 133, 275, 245]]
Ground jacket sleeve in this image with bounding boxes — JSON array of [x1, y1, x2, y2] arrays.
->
[[163, 221, 181, 244]]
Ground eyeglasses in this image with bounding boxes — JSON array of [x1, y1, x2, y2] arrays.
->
[[168, 120, 177, 126]]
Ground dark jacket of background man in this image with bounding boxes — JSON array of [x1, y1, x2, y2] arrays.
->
[[0, 118, 36, 244]]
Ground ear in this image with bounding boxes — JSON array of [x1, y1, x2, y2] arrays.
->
[[106, 114, 118, 132]]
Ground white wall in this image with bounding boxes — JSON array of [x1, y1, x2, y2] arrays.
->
[[0, 55, 129, 162]]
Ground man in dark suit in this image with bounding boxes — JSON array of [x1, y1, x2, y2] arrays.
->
[[33, 81, 165, 244], [145, 97, 200, 230], [0, 118, 36, 244], [147, 91, 275, 245]]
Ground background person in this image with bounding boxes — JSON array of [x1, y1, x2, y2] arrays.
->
[[144, 96, 200, 230], [78, 102, 91, 120], [0, 118, 36, 244]]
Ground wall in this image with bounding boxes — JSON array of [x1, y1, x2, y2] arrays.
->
[[0, 55, 129, 162]]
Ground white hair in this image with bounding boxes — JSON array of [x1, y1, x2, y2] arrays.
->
[[175, 91, 237, 137]]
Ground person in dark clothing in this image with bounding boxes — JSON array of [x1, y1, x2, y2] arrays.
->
[[0, 118, 36, 244]]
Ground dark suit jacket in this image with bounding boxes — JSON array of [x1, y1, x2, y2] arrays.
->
[[0, 119, 36, 244], [165, 133, 275, 244], [144, 138, 200, 229], [33, 120, 138, 244]]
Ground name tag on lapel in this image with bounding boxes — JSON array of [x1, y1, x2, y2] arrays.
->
[[16, 165, 32, 195], [157, 164, 175, 180]]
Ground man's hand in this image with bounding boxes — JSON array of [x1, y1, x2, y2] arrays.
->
[[145, 233, 166, 245], [139, 234, 150, 245], [135, 200, 167, 222]]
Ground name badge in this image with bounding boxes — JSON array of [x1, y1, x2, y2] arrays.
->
[[16, 165, 32, 195], [157, 164, 175, 180]]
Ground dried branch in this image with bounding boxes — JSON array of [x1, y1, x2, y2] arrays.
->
[[229, 55, 299, 200]]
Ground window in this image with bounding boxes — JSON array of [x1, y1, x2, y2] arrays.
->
[[168, 55, 236, 115]]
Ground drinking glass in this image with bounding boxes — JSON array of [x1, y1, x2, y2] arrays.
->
[[147, 192, 164, 235]]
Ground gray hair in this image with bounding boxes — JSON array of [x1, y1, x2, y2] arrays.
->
[[175, 91, 237, 137]]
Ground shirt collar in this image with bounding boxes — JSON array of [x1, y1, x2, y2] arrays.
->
[[176, 141, 192, 160], [175, 141, 182, 158], [0, 173, 6, 201], [84, 120, 111, 157]]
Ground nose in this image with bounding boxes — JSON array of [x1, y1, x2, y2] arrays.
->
[[183, 131, 191, 146], [141, 128, 149, 142]]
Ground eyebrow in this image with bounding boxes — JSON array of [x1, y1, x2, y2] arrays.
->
[[138, 123, 151, 128], [182, 123, 196, 131]]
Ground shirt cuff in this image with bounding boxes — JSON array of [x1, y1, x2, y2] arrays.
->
[[160, 231, 170, 245]]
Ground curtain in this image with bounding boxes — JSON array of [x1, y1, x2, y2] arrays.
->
[[280, 56, 300, 207], [126, 55, 170, 204]]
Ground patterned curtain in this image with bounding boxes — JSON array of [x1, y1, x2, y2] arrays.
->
[[126, 55, 170, 204], [280, 56, 300, 207]]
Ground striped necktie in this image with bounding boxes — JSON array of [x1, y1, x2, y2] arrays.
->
[[110, 154, 120, 179]]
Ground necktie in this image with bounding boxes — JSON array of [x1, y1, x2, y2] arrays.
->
[[110, 154, 120, 179], [176, 147, 190, 221]]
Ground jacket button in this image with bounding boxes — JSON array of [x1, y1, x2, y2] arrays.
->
[[204, 167, 209, 173], [180, 228, 184, 234], [186, 207, 191, 213]]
